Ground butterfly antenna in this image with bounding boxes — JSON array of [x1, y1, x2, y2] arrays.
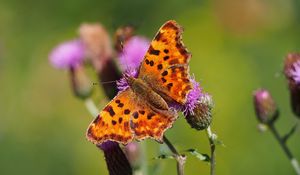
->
[[93, 80, 117, 86]]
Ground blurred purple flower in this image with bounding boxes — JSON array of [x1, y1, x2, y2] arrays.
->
[[116, 68, 138, 92], [118, 36, 150, 71], [183, 79, 203, 114], [289, 61, 300, 84], [49, 39, 85, 69]]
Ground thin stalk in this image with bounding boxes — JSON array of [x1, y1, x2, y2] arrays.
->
[[206, 127, 216, 175], [268, 123, 300, 175], [163, 136, 186, 175], [84, 98, 99, 117], [140, 141, 148, 175]]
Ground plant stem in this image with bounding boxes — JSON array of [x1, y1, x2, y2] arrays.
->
[[140, 141, 148, 175], [84, 98, 99, 117], [206, 126, 216, 175], [163, 136, 186, 175], [268, 123, 300, 175]]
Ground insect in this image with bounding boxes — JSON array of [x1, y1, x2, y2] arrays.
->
[[86, 20, 192, 145]]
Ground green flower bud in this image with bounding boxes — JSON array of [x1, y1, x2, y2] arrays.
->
[[70, 65, 92, 99], [185, 94, 214, 130]]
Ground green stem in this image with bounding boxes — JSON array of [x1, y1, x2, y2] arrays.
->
[[206, 127, 216, 175], [140, 141, 148, 175], [268, 123, 300, 175], [163, 136, 186, 175], [84, 98, 99, 117]]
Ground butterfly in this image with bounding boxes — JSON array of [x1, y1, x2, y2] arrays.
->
[[86, 20, 192, 145]]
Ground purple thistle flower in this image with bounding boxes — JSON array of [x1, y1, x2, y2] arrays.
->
[[284, 53, 300, 117], [183, 78, 203, 114], [116, 68, 138, 91], [49, 39, 85, 69], [184, 92, 213, 130], [289, 60, 300, 85], [118, 36, 150, 71]]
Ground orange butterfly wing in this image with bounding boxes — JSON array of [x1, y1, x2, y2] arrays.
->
[[129, 101, 177, 142], [138, 20, 192, 104], [86, 89, 134, 145], [86, 88, 177, 145]]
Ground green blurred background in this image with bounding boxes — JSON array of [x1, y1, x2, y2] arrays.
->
[[1, 0, 300, 174]]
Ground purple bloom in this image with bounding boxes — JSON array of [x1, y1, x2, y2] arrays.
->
[[183, 78, 203, 114], [289, 60, 300, 84], [116, 68, 138, 91], [49, 39, 85, 69], [118, 36, 150, 71]]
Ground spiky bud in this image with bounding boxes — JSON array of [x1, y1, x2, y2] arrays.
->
[[253, 89, 278, 124], [185, 94, 213, 130], [69, 65, 92, 99]]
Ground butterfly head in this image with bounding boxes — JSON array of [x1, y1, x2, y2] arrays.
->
[[124, 74, 135, 86]]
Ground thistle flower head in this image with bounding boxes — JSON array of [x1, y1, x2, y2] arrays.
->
[[284, 53, 300, 81], [289, 60, 300, 85], [49, 39, 85, 69], [183, 79, 203, 114], [116, 68, 138, 92], [118, 36, 150, 71], [184, 93, 213, 130], [283, 53, 300, 117], [253, 89, 278, 124]]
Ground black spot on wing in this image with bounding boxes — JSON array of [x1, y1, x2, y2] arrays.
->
[[167, 83, 173, 90], [163, 56, 170, 61], [118, 117, 123, 124], [149, 60, 154, 66], [132, 111, 139, 119], [104, 105, 115, 117], [147, 112, 155, 120], [139, 110, 145, 115], [157, 64, 163, 70], [118, 103, 124, 108], [149, 45, 160, 55], [161, 71, 168, 76], [124, 109, 131, 114]]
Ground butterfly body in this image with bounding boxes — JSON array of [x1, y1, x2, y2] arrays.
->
[[126, 76, 169, 111], [87, 20, 193, 145]]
